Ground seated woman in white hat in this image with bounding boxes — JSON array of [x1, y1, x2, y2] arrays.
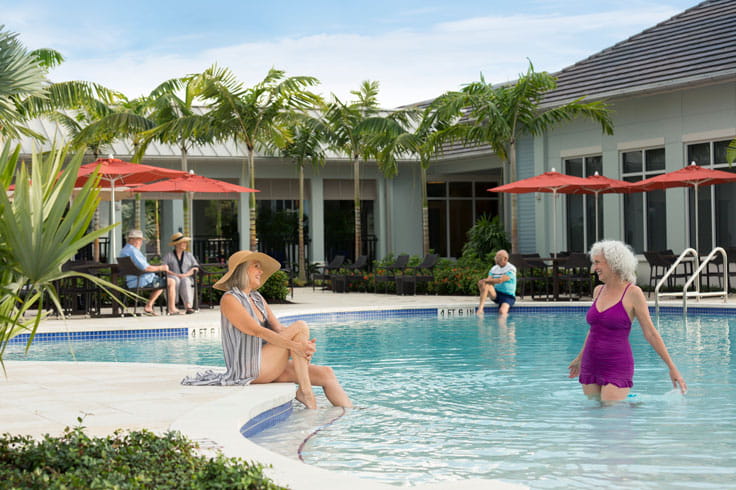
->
[[182, 250, 352, 409], [162, 232, 199, 314]]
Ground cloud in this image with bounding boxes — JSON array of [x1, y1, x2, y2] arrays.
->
[[45, 5, 682, 108]]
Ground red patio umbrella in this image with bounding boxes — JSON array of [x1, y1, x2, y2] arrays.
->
[[629, 162, 736, 253], [131, 172, 258, 242], [75, 158, 188, 262], [564, 172, 635, 242], [489, 169, 608, 257]]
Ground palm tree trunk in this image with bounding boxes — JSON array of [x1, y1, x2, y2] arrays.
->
[[509, 141, 519, 253], [248, 147, 258, 251], [298, 165, 306, 282], [421, 165, 429, 255], [180, 146, 191, 238], [353, 156, 362, 259]]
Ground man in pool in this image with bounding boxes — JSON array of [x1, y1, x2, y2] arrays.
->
[[476, 249, 516, 317]]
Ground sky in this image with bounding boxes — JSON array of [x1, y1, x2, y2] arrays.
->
[[2, 0, 700, 108]]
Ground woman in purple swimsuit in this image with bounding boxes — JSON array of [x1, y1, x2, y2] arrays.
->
[[568, 240, 687, 402]]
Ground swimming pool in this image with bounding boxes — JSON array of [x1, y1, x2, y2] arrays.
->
[[7, 309, 736, 488]]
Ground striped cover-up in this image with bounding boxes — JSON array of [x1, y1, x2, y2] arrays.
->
[[181, 288, 270, 386]]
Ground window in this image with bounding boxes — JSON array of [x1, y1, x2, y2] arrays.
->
[[427, 180, 499, 257], [686, 139, 736, 249], [564, 156, 602, 252], [621, 148, 666, 253]]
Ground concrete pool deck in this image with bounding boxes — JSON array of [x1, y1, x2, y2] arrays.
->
[[2, 288, 734, 489]]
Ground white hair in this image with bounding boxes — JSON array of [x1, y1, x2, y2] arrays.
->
[[589, 240, 638, 283]]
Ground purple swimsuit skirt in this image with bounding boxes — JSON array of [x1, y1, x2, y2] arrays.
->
[[579, 298, 634, 388]]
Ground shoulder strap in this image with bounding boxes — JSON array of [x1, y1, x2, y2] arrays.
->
[[592, 285, 605, 303], [619, 282, 633, 301]]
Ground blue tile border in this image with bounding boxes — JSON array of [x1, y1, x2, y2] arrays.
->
[[240, 400, 293, 438], [8, 327, 190, 344]]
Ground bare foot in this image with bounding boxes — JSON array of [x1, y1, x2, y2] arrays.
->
[[476, 308, 485, 316], [296, 388, 317, 409]]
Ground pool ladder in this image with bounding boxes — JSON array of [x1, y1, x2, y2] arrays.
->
[[654, 247, 729, 316]]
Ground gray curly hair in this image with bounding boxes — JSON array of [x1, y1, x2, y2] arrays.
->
[[589, 240, 638, 283]]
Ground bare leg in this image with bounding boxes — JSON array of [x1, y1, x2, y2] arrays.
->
[[600, 384, 630, 403], [167, 278, 180, 314], [256, 321, 316, 409], [145, 289, 163, 313], [477, 280, 497, 316], [582, 383, 601, 400], [276, 363, 352, 407]]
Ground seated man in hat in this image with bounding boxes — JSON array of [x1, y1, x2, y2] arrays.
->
[[162, 232, 200, 314], [118, 229, 177, 316]]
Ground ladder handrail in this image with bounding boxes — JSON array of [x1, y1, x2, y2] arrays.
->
[[682, 247, 728, 313], [654, 247, 729, 316], [654, 248, 698, 315]]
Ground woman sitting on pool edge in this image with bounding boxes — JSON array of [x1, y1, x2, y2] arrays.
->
[[568, 240, 687, 403], [182, 250, 352, 409]]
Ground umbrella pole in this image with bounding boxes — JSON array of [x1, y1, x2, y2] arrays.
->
[[595, 191, 600, 243], [694, 184, 699, 254], [109, 184, 116, 264], [553, 190, 558, 259]]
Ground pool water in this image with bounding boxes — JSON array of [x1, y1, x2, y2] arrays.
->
[[7, 312, 736, 488]]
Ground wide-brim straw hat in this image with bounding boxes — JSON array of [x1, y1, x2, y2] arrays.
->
[[213, 250, 281, 291], [168, 232, 192, 246]]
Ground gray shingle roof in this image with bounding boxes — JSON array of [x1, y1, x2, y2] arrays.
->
[[542, 0, 736, 106]]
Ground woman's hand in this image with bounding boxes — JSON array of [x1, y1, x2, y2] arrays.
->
[[670, 368, 687, 394], [568, 358, 581, 378], [294, 338, 316, 361]]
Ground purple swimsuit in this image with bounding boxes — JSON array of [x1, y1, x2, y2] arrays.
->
[[579, 283, 634, 388]]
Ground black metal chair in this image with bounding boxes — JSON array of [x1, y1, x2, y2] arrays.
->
[[558, 252, 594, 300], [374, 254, 410, 293], [312, 255, 346, 291], [116, 256, 167, 316], [196, 263, 227, 308], [396, 254, 439, 295], [521, 253, 551, 300], [54, 261, 101, 317], [332, 255, 370, 293], [508, 254, 537, 300]]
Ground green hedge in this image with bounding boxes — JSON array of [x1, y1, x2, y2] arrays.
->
[[0, 424, 286, 489], [334, 252, 493, 296], [259, 270, 290, 303]]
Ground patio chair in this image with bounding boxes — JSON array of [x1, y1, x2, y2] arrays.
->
[[55, 261, 101, 317], [521, 253, 551, 300], [374, 254, 410, 293], [312, 255, 346, 291], [196, 263, 227, 308], [509, 254, 536, 300], [396, 254, 439, 295], [331, 255, 370, 293], [558, 252, 594, 300], [116, 256, 167, 316]]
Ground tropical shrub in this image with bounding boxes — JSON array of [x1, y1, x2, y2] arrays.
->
[[260, 270, 290, 303], [0, 144, 123, 368], [462, 214, 511, 259], [0, 423, 285, 489]]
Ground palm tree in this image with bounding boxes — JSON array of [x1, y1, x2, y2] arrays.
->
[[359, 106, 451, 256], [324, 81, 382, 258], [0, 26, 50, 140], [198, 65, 321, 251], [430, 62, 614, 251], [279, 112, 327, 281], [134, 75, 219, 238]]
